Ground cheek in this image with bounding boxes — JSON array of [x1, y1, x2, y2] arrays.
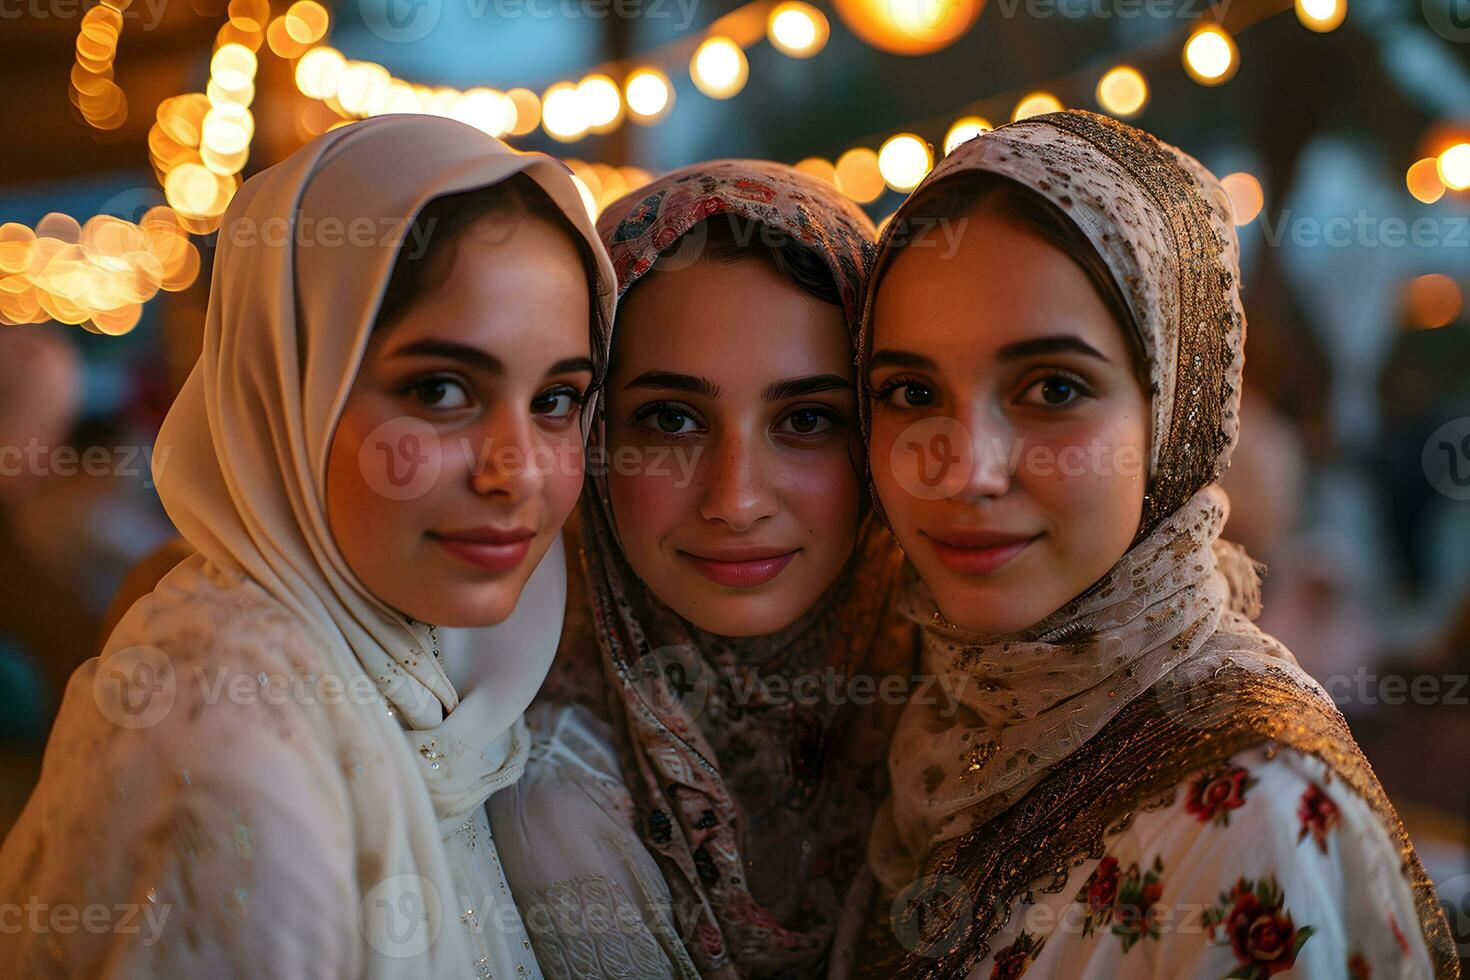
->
[[606, 456, 689, 554], [541, 439, 585, 525], [776, 448, 861, 536], [1022, 410, 1148, 536]]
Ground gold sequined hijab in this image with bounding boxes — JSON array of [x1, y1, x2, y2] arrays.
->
[[858, 110, 1302, 890]]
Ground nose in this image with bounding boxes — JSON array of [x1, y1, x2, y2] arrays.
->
[[697, 428, 779, 533], [468, 406, 548, 502], [956, 401, 1013, 501]]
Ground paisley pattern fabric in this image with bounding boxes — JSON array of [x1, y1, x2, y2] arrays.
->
[[843, 111, 1455, 978], [531, 160, 915, 978]]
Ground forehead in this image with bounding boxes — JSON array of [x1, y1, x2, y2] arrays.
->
[[612, 257, 853, 384], [872, 211, 1127, 362]]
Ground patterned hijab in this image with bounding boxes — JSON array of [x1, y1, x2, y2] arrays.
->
[[856, 110, 1308, 892], [581, 161, 913, 977]]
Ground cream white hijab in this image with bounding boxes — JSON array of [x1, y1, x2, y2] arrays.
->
[[0, 114, 613, 979]]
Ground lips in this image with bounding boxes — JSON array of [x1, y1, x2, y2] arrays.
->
[[678, 548, 800, 589], [923, 528, 1039, 576], [429, 525, 536, 574]]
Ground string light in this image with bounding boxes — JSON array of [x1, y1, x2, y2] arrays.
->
[[767, 2, 830, 58], [835, 148, 885, 204], [691, 37, 749, 99], [1220, 172, 1264, 225], [1404, 274, 1462, 331], [577, 74, 624, 133], [831, 0, 981, 56], [0, 210, 199, 334], [71, 2, 128, 131], [1183, 26, 1238, 85], [1096, 66, 1149, 118], [1013, 91, 1062, 121], [625, 68, 673, 122], [795, 157, 840, 189], [1438, 143, 1470, 192], [542, 82, 589, 141], [1295, 0, 1346, 32], [877, 134, 933, 191], [943, 116, 992, 154], [1407, 158, 1446, 205]]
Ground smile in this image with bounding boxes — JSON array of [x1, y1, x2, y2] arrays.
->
[[428, 526, 536, 574], [922, 530, 1040, 576], [678, 549, 800, 589]]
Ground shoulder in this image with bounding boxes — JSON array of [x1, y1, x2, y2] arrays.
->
[[0, 559, 362, 976]]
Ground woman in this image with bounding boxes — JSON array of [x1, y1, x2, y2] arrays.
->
[[842, 111, 1456, 978], [0, 114, 614, 979], [489, 161, 916, 978]]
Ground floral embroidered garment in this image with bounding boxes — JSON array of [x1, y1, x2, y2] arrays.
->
[[834, 110, 1456, 979], [949, 746, 1438, 979]]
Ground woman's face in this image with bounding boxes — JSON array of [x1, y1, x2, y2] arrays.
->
[[605, 254, 861, 638], [868, 207, 1151, 635], [326, 214, 592, 628]]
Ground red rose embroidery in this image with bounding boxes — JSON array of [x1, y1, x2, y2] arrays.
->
[[1297, 783, 1341, 854], [1348, 951, 1372, 979], [1186, 765, 1257, 826], [989, 930, 1045, 980], [1086, 856, 1120, 917], [1203, 875, 1314, 979], [1389, 912, 1410, 956]]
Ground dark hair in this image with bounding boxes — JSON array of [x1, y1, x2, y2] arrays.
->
[[636, 211, 842, 308], [883, 173, 1147, 379], [373, 171, 608, 380]]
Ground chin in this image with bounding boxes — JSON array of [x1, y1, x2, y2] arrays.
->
[[400, 582, 521, 629], [927, 575, 1056, 637], [673, 591, 806, 640]]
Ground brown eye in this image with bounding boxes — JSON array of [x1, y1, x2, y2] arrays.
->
[[531, 385, 582, 419], [1018, 374, 1092, 408], [409, 376, 470, 409], [778, 408, 836, 436]]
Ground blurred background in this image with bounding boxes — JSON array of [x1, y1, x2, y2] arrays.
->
[[1, 0, 1468, 956]]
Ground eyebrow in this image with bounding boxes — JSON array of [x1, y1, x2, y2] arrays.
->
[[868, 349, 939, 372], [388, 341, 593, 378], [868, 336, 1111, 373], [624, 369, 722, 400], [996, 335, 1110, 363], [762, 374, 853, 401]]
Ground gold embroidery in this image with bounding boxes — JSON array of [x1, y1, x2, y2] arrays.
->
[[858, 664, 1457, 979]]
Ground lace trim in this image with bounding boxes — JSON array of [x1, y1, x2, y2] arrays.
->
[[855, 663, 1458, 979]]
